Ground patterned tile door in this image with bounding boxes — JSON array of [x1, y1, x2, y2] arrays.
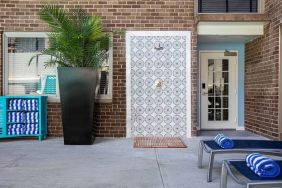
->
[[126, 31, 191, 137]]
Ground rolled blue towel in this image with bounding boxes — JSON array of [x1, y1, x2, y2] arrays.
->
[[26, 124, 38, 129], [31, 99, 38, 110], [26, 112, 31, 123], [214, 134, 234, 149], [24, 99, 30, 110], [8, 99, 14, 110], [246, 153, 262, 170], [16, 99, 24, 110], [246, 153, 280, 178]]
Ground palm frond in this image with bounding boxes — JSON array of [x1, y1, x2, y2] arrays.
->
[[39, 5, 73, 33], [31, 5, 110, 68]]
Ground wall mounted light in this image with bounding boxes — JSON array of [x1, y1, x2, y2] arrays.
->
[[224, 50, 237, 56]]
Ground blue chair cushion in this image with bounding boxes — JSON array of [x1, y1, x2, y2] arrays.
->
[[203, 140, 282, 150], [230, 161, 282, 181]]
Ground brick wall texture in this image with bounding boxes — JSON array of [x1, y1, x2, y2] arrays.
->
[[0, 0, 198, 137], [245, 0, 282, 140]]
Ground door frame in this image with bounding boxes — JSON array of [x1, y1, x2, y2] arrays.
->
[[125, 31, 192, 138], [199, 50, 239, 130]]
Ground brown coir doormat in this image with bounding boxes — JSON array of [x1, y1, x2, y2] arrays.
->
[[133, 137, 187, 148]]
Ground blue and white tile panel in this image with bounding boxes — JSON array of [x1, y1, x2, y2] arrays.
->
[[127, 32, 191, 137]]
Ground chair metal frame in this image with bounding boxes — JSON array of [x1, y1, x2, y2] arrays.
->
[[221, 160, 282, 188], [198, 139, 282, 182]]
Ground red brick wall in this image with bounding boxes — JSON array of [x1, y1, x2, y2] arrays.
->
[[245, 0, 281, 140], [0, 0, 198, 137]]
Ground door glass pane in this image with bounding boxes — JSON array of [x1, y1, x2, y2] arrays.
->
[[207, 59, 229, 121], [222, 97, 228, 108], [208, 85, 214, 96], [223, 109, 228, 120], [222, 59, 229, 71], [215, 109, 222, 121], [214, 83, 221, 96], [223, 84, 228, 95], [208, 97, 214, 108], [208, 59, 214, 71], [208, 109, 214, 121], [222, 72, 229, 83], [215, 97, 221, 108]]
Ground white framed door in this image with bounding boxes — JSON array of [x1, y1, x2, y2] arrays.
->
[[200, 52, 237, 129], [126, 31, 191, 137]]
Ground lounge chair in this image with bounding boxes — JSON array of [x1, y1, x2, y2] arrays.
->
[[198, 139, 282, 182], [220, 159, 282, 188]]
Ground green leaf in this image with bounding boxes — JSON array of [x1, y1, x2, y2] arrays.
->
[[29, 5, 110, 68]]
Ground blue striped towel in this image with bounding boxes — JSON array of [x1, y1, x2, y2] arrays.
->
[[26, 124, 39, 129], [214, 134, 234, 149], [246, 153, 280, 178], [24, 130, 39, 135]]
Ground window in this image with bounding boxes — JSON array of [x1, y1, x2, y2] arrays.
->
[[96, 34, 113, 103], [3, 32, 113, 102], [198, 0, 259, 13]]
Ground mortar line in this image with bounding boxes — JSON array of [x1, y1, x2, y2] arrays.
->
[[154, 148, 166, 188]]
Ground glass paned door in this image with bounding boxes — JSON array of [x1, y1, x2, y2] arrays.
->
[[207, 59, 229, 121], [201, 52, 237, 129]]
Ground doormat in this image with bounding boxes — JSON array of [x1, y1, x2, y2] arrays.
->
[[133, 137, 187, 148]]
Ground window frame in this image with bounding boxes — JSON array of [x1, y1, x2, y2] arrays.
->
[[3, 32, 113, 103], [96, 33, 113, 103], [195, 0, 265, 14]]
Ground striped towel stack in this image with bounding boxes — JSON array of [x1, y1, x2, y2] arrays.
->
[[9, 99, 24, 110], [24, 99, 38, 111], [7, 124, 24, 135], [26, 112, 39, 123], [214, 134, 234, 149], [23, 124, 39, 135], [246, 153, 281, 178], [8, 112, 25, 123]]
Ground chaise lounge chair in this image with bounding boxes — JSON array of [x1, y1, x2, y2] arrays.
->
[[220, 159, 282, 188], [198, 139, 282, 182]]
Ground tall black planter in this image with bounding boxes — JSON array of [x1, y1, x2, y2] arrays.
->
[[58, 67, 97, 145]]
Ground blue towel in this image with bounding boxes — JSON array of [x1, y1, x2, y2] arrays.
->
[[214, 134, 234, 149], [26, 124, 39, 128], [24, 130, 39, 135], [246, 153, 280, 178]]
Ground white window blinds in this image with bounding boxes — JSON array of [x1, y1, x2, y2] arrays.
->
[[6, 36, 58, 97], [198, 0, 258, 13], [4, 32, 113, 102]]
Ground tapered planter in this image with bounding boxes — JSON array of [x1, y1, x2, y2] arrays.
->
[[58, 67, 97, 145]]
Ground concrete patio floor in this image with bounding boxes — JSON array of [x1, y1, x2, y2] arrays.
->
[[0, 131, 277, 188]]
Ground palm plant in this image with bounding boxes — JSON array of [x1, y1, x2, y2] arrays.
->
[[29, 5, 110, 68]]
